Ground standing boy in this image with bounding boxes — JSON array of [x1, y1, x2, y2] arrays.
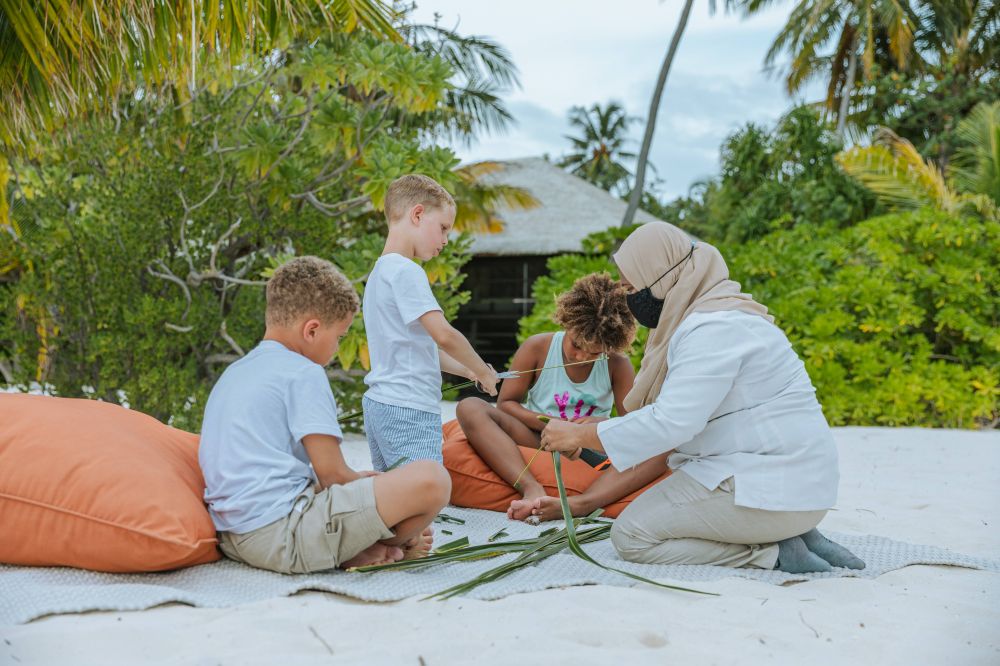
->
[[200, 256, 450, 573], [363, 174, 498, 471]]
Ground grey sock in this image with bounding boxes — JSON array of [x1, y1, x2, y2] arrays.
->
[[800, 528, 866, 570], [775, 536, 833, 573]]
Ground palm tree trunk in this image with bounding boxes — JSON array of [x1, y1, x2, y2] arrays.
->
[[836, 38, 858, 140], [621, 0, 694, 228]]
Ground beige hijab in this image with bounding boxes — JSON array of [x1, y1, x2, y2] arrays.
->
[[615, 222, 773, 411]]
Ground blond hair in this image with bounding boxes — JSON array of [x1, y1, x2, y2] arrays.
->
[[265, 256, 359, 328], [384, 174, 455, 223], [553, 273, 636, 353]]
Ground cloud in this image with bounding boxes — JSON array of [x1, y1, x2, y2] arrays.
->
[[413, 1, 826, 200], [455, 101, 569, 165]]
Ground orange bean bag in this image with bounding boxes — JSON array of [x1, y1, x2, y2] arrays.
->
[[0, 394, 220, 572], [442, 419, 668, 518]]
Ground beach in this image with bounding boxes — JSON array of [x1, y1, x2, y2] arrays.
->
[[2, 418, 998, 665]]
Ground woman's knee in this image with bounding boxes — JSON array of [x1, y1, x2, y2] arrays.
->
[[610, 514, 653, 562]]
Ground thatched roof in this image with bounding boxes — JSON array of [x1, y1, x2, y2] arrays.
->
[[468, 157, 666, 256]]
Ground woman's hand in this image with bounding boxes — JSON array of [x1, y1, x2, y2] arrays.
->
[[540, 419, 602, 455]]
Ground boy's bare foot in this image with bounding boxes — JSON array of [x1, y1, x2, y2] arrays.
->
[[341, 543, 404, 569], [401, 527, 434, 560], [507, 487, 547, 521]]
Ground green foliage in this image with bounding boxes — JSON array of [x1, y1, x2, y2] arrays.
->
[[854, 65, 1000, 168], [755, 0, 998, 134], [652, 107, 877, 244], [952, 102, 1000, 205], [0, 33, 474, 430], [726, 208, 999, 428], [0, 0, 401, 148], [758, 0, 920, 108]]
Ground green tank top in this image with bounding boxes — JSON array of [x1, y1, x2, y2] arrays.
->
[[524, 331, 614, 420]]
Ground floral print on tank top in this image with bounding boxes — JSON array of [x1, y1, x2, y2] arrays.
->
[[551, 391, 598, 421]]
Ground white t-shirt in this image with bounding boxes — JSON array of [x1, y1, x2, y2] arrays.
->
[[363, 253, 443, 414], [597, 310, 839, 512], [199, 340, 344, 533]]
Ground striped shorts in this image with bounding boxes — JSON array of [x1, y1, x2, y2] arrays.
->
[[362, 396, 443, 472]]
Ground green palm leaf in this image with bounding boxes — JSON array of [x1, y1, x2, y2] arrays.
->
[[0, 0, 400, 148], [551, 452, 715, 596], [837, 125, 999, 220], [349, 452, 713, 599], [453, 161, 540, 234], [952, 101, 1000, 205], [837, 128, 955, 210]]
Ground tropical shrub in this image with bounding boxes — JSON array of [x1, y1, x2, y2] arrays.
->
[[728, 208, 998, 428]]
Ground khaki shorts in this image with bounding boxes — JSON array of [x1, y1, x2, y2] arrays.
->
[[218, 477, 394, 574]]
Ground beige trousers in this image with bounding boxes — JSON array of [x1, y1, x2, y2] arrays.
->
[[218, 477, 393, 574], [610, 470, 826, 568]]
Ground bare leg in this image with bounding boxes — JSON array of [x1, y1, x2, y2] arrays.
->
[[528, 454, 671, 522], [457, 398, 547, 520], [371, 460, 451, 549]]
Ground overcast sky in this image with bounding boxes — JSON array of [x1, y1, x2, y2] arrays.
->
[[411, 1, 826, 201]]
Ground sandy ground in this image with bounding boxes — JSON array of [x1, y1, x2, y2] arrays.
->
[[1, 410, 998, 665]]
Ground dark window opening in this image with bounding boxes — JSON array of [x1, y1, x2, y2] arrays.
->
[[450, 255, 550, 401]]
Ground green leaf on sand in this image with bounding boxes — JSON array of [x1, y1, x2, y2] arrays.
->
[[434, 536, 470, 553]]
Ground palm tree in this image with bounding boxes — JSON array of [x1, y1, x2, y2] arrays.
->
[[407, 23, 521, 143], [401, 23, 536, 234], [0, 0, 400, 149], [744, 0, 920, 138], [0, 0, 396, 381], [453, 162, 540, 234], [952, 101, 1000, 206], [915, 0, 999, 81], [624, 0, 725, 229], [836, 102, 1000, 220], [0, 0, 400, 250], [559, 102, 638, 196]]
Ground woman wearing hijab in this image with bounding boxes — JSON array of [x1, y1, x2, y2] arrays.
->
[[539, 222, 863, 573]]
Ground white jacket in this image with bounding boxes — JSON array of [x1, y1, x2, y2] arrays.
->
[[597, 310, 838, 512]]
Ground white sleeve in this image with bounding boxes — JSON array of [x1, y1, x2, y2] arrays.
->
[[394, 262, 442, 325], [596, 320, 742, 469], [286, 365, 344, 443]]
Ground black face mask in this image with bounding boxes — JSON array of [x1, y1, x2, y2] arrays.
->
[[625, 242, 696, 328]]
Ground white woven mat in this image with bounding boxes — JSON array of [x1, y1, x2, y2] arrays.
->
[[3, 506, 997, 625]]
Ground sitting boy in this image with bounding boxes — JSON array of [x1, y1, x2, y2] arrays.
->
[[199, 256, 451, 573]]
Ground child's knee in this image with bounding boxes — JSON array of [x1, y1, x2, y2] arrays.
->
[[407, 460, 451, 507], [456, 397, 488, 427]]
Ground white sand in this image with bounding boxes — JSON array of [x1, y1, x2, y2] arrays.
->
[[2, 418, 998, 665]]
